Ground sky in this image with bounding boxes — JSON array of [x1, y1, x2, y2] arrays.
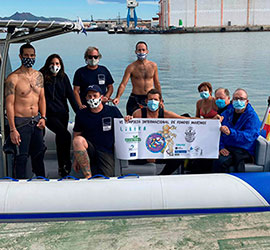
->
[[1, 0, 159, 20]]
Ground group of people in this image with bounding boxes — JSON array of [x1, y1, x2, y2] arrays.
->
[[4, 41, 261, 179], [194, 82, 260, 173]]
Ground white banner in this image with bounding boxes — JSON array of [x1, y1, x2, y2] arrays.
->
[[114, 118, 220, 160]]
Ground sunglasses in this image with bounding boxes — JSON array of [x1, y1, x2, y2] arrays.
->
[[87, 55, 99, 59]]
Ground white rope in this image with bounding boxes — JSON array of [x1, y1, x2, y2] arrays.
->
[[20, 20, 27, 27], [33, 20, 41, 28], [47, 21, 55, 29], [6, 20, 12, 26]]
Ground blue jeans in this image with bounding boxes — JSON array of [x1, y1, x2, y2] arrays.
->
[[14, 116, 46, 179]]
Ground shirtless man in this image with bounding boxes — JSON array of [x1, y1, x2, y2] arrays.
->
[[5, 43, 46, 179], [113, 41, 161, 115]]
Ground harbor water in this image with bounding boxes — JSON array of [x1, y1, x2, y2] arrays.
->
[[6, 31, 270, 119], [2, 31, 270, 249]]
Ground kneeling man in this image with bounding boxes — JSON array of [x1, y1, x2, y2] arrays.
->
[[213, 88, 260, 173], [73, 85, 122, 178]]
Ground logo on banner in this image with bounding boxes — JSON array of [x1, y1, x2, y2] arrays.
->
[[146, 133, 166, 153], [185, 126, 196, 142], [125, 135, 141, 143], [146, 125, 178, 156], [189, 146, 203, 156]]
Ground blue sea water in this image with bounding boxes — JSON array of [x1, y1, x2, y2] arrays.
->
[[4, 31, 270, 119]]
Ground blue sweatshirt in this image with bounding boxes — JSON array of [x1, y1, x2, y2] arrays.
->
[[220, 103, 260, 156]]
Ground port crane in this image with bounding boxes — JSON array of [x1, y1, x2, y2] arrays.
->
[[127, 0, 138, 28]]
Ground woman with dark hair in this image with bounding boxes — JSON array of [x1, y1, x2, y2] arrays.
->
[[40, 54, 78, 177], [195, 81, 218, 118]]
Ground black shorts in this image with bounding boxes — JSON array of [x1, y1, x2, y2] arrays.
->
[[126, 93, 147, 115], [86, 140, 114, 177]]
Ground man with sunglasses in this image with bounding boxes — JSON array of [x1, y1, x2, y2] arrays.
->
[[213, 88, 260, 173], [73, 46, 114, 109]]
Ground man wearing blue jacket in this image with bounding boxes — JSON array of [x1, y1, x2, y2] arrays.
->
[[213, 88, 260, 173]]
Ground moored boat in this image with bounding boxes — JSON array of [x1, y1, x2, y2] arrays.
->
[[107, 27, 116, 34], [116, 26, 124, 34]]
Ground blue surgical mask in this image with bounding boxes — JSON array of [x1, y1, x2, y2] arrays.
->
[[147, 100, 159, 112], [233, 100, 246, 110], [200, 91, 210, 99], [137, 53, 147, 61], [22, 57, 35, 68], [215, 99, 226, 109]]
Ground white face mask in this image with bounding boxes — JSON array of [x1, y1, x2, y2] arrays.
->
[[49, 65, 61, 74], [86, 58, 99, 66], [87, 97, 102, 109]]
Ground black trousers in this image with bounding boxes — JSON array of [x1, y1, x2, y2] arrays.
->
[[212, 147, 252, 173], [46, 113, 71, 172], [14, 117, 46, 179], [130, 159, 183, 175], [158, 159, 184, 175], [187, 159, 213, 174], [126, 93, 147, 115], [87, 141, 114, 177]]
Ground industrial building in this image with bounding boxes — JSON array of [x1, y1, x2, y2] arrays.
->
[[158, 0, 270, 29]]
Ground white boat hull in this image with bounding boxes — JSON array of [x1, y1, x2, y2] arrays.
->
[[0, 173, 270, 222]]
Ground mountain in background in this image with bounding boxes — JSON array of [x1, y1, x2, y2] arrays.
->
[[0, 12, 72, 22]]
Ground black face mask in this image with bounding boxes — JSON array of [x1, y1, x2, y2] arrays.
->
[[21, 57, 35, 68]]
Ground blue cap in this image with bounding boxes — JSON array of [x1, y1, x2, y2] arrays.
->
[[86, 85, 102, 94]]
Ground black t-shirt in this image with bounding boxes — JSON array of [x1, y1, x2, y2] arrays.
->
[[73, 105, 122, 154], [73, 65, 114, 104], [217, 105, 228, 115], [232, 111, 242, 125]]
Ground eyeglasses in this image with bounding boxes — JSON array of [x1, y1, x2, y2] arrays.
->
[[87, 55, 99, 59], [233, 97, 247, 101]]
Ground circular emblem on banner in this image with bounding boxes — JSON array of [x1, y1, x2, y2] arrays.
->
[[146, 133, 166, 153], [185, 126, 196, 143]]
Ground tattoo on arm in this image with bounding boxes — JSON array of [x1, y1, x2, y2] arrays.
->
[[74, 150, 91, 177], [5, 80, 14, 97], [36, 73, 44, 88]]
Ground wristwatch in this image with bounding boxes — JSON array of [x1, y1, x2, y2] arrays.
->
[[40, 116, 47, 121]]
